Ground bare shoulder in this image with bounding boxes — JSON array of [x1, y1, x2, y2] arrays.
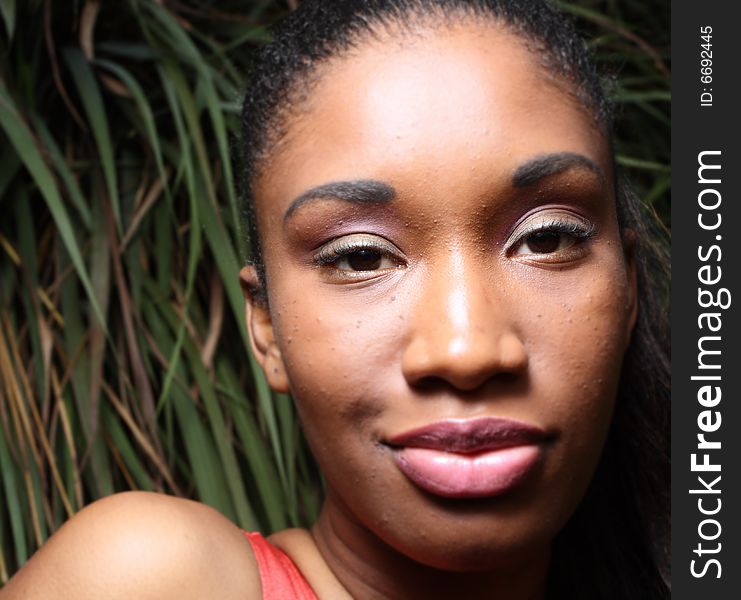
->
[[0, 491, 260, 600]]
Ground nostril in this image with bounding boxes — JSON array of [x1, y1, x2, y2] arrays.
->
[[411, 369, 523, 395], [492, 371, 521, 386]]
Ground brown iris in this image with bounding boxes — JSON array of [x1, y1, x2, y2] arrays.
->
[[347, 249, 383, 271], [525, 231, 561, 254]]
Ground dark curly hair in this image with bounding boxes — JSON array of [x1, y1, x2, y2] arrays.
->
[[240, 1, 670, 597]]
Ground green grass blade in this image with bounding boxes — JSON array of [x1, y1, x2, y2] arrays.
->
[[94, 59, 170, 202], [0, 138, 21, 200], [0, 419, 27, 568], [153, 63, 200, 415], [0, 0, 15, 41], [62, 48, 122, 234], [217, 361, 288, 532], [0, 81, 107, 330], [171, 384, 235, 519], [14, 192, 46, 404], [183, 336, 258, 530], [101, 404, 154, 492], [29, 115, 92, 229]]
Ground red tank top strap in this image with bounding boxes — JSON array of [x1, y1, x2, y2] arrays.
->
[[243, 531, 319, 599]]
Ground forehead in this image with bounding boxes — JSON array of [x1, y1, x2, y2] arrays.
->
[[254, 20, 610, 217]]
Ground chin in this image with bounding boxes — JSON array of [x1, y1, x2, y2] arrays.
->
[[398, 530, 552, 573], [372, 492, 563, 572]]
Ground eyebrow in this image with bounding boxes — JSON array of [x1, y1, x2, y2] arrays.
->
[[512, 152, 606, 188], [283, 179, 396, 222]]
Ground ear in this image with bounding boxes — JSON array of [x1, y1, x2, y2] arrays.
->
[[621, 229, 639, 347], [239, 266, 290, 393]]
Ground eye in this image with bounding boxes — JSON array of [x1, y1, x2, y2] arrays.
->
[[313, 233, 404, 275], [507, 209, 596, 262], [335, 248, 395, 271], [515, 230, 576, 255]]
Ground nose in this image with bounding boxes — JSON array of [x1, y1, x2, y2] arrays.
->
[[401, 251, 528, 391]]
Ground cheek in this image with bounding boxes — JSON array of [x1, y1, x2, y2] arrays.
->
[[518, 249, 631, 379], [517, 257, 632, 466], [268, 283, 401, 451]]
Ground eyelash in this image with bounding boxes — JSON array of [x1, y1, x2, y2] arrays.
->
[[313, 235, 403, 269], [507, 215, 597, 257], [519, 218, 595, 242]]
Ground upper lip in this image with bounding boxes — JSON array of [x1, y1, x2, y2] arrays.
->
[[386, 417, 547, 454]]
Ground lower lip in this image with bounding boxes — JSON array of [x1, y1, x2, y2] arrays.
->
[[392, 445, 542, 499]]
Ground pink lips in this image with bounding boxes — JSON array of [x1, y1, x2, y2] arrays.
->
[[387, 418, 546, 499]]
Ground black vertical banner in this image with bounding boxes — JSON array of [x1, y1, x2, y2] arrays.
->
[[672, 1, 741, 597]]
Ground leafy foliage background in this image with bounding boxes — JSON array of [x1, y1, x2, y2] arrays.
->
[[0, 0, 669, 583]]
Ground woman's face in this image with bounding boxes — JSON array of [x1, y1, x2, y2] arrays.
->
[[245, 21, 636, 570]]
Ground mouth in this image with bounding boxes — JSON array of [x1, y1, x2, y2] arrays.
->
[[386, 417, 547, 499]]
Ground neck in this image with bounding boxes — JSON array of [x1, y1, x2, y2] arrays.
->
[[311, 496, 551, 600]]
